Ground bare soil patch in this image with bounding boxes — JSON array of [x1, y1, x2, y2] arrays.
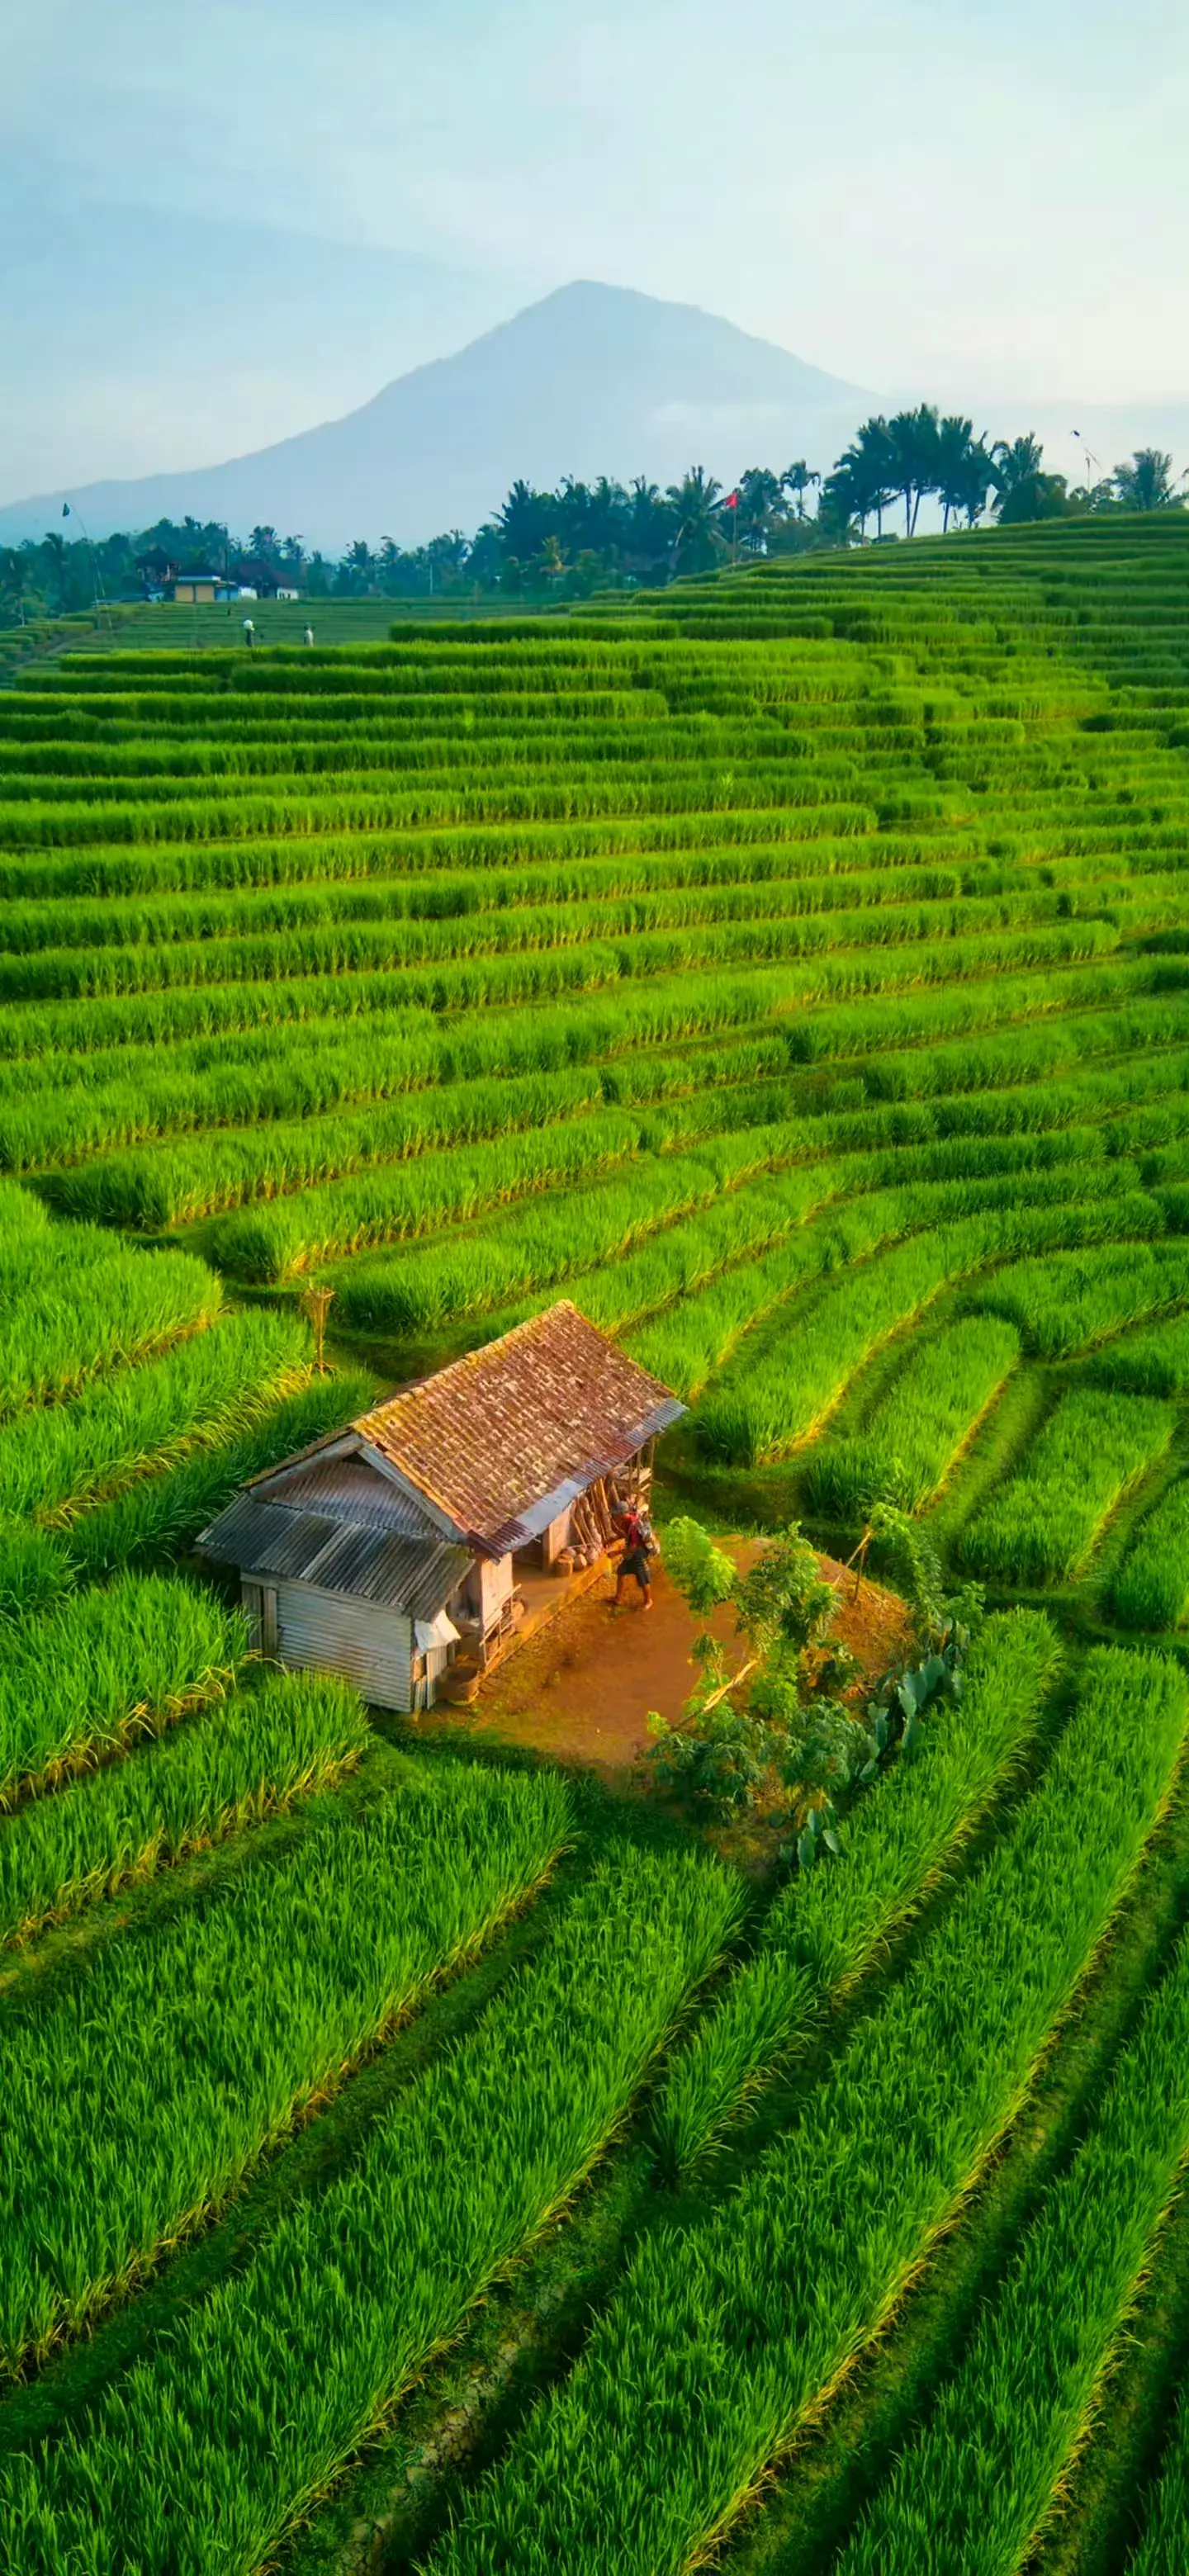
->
[[438, 1541, 913, 1792]]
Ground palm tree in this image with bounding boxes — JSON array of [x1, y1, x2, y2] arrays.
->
[[826, 419, 898, 542], [736, 466, 784, 555], [623, 479, 672, 581], [40, 531, 69, 613], [817, 463, 864, 543], [989, 435, 1044, 514], [428, 529, 471, 577], [780, 460, 821, 521], [495, 481, 554, 563], [343, 539, 377, 594], [1113, 449, 1184, 511], [960, 439, 997, 528], [886, 405, 942, 537], [934, 416, 985, 533], [989, 435, 1069, 523], [665, 467, 726, 575], [0, 546, 31, 623]]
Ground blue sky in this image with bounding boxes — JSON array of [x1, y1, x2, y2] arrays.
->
[[2, 0, 1186, 498]]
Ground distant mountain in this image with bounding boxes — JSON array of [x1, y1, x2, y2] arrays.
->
[[0, 282, 872, 552]]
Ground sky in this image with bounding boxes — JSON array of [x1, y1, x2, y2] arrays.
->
[[2, 0, 1187, 501]]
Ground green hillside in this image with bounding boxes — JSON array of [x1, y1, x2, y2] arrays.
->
[[3, 517, 1189, 2576]]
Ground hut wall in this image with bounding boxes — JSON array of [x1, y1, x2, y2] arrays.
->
[[469, 1553, 513, 1623], [542, 1508, 573, 1566], [266, 1578, 414, 1711]]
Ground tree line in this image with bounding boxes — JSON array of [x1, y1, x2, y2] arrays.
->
[[1, 418, 1182, 623]]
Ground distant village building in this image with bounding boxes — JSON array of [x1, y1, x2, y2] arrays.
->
[[198, 1304, 685, 1712], [169, 573, 222, 605]]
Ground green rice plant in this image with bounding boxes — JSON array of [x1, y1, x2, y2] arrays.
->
[[206, 1086, 789, 1284], [0, 1841, 742, 2563], [693, 1233, 967, 1463], [0, 846, 1066, 966], [428, 1646, 1189, 2576], [1126, 2386, 1189, 2576], [0, 936, 1158, 1073], [628, 1225, 823, 1398], [36, 1063, 606, 1222], [0, 1670, 371, 1947], [197, 1106, 669, 1275], [805, 1316, 1022, 1514], [62, 1370, 376, 1580], [690, 1189, 1162, 1465], [969, 1241, 1189, 1357], [0, 1226, 222, 1418], [655, 1608, 1060, 2174], [327, 1129, 791, 1336], [965, 1390, 1177, 1584], [0, 1309, 310, 1525], [0, 1176, 46, 1248], [0, 890, 1117, 1016], [518, 1159, 835, 1343], [0, 975, 789, 1168], [1112, 1480, 1189, 1629], [0, 1755, 572, 2367], [0, 1518, 74, 1624], [1087, 1311, 1189, 1395], [834, 1915, 1189, 2576], [0, 1574, 248, 1810]]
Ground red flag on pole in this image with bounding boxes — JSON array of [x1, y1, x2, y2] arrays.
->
[[724, 491, 739, 509]]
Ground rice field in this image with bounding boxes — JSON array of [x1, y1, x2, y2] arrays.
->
[[3, 514, 1189, 2574]]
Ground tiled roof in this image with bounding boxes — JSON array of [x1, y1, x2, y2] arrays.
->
[[354, 1300, 685, 1553]]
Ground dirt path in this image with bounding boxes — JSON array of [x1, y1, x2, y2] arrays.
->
[[449, 1541, 913, 1788]]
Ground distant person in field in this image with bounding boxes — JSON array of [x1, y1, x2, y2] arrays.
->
[[243, 615, 255, 647], [612, 1503, 655, 1612], [303, 623, 315, 646]]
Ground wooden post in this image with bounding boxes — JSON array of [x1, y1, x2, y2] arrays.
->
[[299, 1284, 336, 1375], [846, 1523, 872, 1604]]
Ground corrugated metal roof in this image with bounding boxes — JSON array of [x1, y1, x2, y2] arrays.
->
[[199, 1495, 342, 1582], [266, 1453, 437, 1536], [198, 1493, 467, 1616], [353, 1301, 685, 1552]]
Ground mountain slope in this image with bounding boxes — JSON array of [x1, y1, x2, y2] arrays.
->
[[0, 282, 870, 550]]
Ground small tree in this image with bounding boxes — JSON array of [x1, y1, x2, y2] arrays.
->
[[646, 1520, 868, 1826]]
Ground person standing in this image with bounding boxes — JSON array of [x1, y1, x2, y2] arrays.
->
[[612, 1505, 655, 1612], [243, 614, 255, 648], [303, 622, 315, 646]]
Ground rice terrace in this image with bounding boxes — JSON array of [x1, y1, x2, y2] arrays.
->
[[6, 513, 1189, 2576]]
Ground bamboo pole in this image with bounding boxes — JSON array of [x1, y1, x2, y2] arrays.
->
[[298, 1285, 336, 1376]]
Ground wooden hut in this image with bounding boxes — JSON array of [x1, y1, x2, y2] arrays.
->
[[198, 1302, 685, 1712]]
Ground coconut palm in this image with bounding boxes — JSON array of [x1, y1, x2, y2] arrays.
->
[[826, 419, 898, 542], [495, 481, 554, 562], [665, 467, 727, 575], [736, 466, 785, 554], [934, 416, 993, 533], [989, 435, 1045, 513], [1113, 449, 1183, 511], [887, 405, 942, 537], [780, 460, 821, 521]]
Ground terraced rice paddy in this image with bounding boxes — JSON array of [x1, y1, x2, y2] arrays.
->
[[2, 516, 1189, 2575]]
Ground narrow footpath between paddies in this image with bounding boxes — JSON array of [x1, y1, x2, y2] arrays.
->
[[435, 1541, 912, 1795]]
